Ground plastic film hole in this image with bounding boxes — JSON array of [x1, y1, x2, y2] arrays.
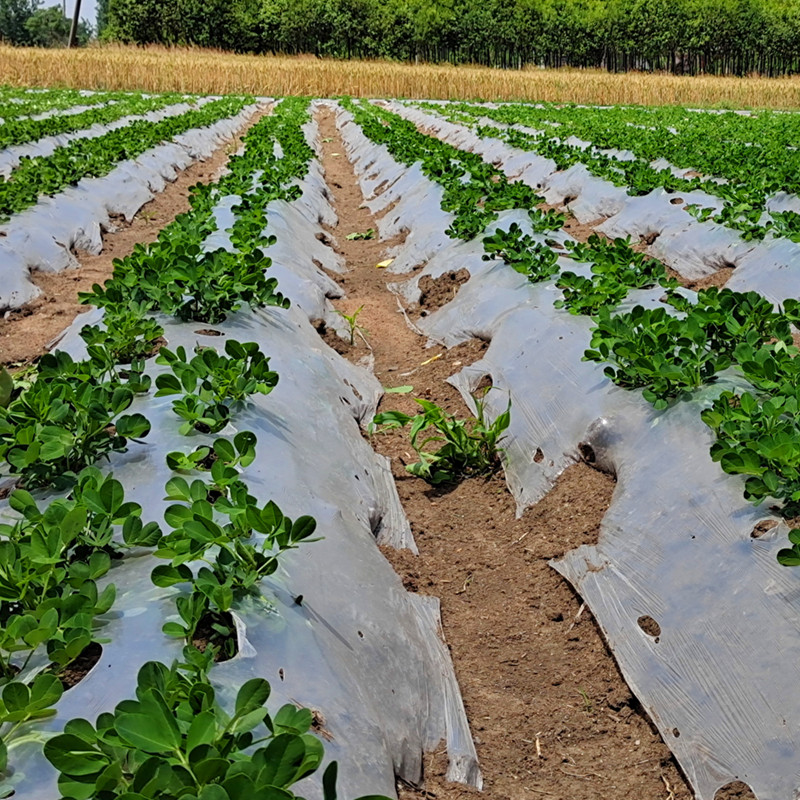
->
[[670, 197, 684, 205], [534, 447, 544, 464], [637, 615, 661, 639], [578, 442, 596, 464], [672, 728, 680, 738], [713, 781, 757, 800], [751, 519, 778, 539]]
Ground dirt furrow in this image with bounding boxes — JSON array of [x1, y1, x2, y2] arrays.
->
[[314, 104, 695, 800]]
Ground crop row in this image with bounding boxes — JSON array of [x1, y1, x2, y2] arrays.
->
[[424, 100, 800, 244], [0, 95, 251, 222], [348, 99, 800, 563], [0, 89, 125, 123], [0, 91, 193, 150], [0, 98, 386, 800]]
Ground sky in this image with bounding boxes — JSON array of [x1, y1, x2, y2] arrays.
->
[[42, 0, 98, 28]]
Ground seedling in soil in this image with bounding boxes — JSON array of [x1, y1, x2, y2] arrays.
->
[[0, 351, 151, 489], [482, 223, 560, 283], [335, 305, 368, 346], [345, 229, 375, 240], [372, 391, 511, 484], [152, 467, 318, 654], [577, 688, 594, 713], [80, 304, 165, 367]]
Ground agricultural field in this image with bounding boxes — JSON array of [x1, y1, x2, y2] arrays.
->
[[0, 82, 798, 800]]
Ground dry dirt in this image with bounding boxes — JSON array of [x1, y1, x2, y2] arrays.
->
[[0, 108, 267, 368], [665, 264, 735, 291], [313, 105, 717, 800]]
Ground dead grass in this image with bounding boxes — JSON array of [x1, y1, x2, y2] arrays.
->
[[3, 44, 800, 108]]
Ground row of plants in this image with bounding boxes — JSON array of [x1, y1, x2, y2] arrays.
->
[[0, 94, 252, 222], [0, 89, 126, 123], [0, 97, 386, 798], [351, 101, 800, 563], [0, 91, 191, 151], [419, 101, 800, 244], [347, 100, 679, 320], [339, 98, 560, 242], [443, 100, 800, 197]]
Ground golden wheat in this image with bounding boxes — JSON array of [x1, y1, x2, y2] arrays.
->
[[2, 44, 800, 108]]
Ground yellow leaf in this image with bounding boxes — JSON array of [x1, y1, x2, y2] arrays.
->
[[375, 259, 394, 269], [420, 353, 442, 366]]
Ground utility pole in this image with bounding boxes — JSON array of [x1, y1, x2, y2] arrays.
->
[[68, 0, 81, 47]]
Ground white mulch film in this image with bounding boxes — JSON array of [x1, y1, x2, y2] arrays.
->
[[335, 99, 800, 800]]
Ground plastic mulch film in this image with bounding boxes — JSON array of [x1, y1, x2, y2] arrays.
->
[[388, 102, 800, 303], [0, 102, 263, 313], [0, 97, 218, 177], [337, 102, 800, 800], [1, 138, 480, 798]]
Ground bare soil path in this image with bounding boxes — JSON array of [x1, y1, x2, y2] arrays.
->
[[314, 105, 696, 800]]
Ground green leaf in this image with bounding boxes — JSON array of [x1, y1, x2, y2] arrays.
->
[[273, 704, 313, 735], [186, 710, 218, 752], [383, 385, 414, 394], [198, 786, 231, 800], [777, 547, 800, 567], [116, 698, 181, 753], [151, 564, 193, 587], [322, 761, 338, 800], [44, 734, 109, 777], [234, 677, 272, 716]]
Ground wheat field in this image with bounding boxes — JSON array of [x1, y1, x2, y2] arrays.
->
[[3, 44, 800, 108]]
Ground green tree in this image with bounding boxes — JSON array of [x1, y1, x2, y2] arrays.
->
[[0, 0, 38, 44], [25, 6, 68, 46]]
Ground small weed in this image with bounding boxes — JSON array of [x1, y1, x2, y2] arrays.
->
[[372, 390, 511, 484], [335, 305, 368, 346], [345, 228, 375, 241]]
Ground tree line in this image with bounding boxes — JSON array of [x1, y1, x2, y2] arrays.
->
[[0, 0, 91, 46], [5, 0, 800, 76], [100, 0, 800, 76]]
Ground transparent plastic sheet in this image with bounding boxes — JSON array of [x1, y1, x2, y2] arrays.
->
[[0, 102, 262, 312], [24, 100, 117, 122], [388, 103, 800, 288], [727, 236, 800, 303], [0, 139, 481, 797], [337, 105, 800, 799], [0, 101, 108, 125]]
